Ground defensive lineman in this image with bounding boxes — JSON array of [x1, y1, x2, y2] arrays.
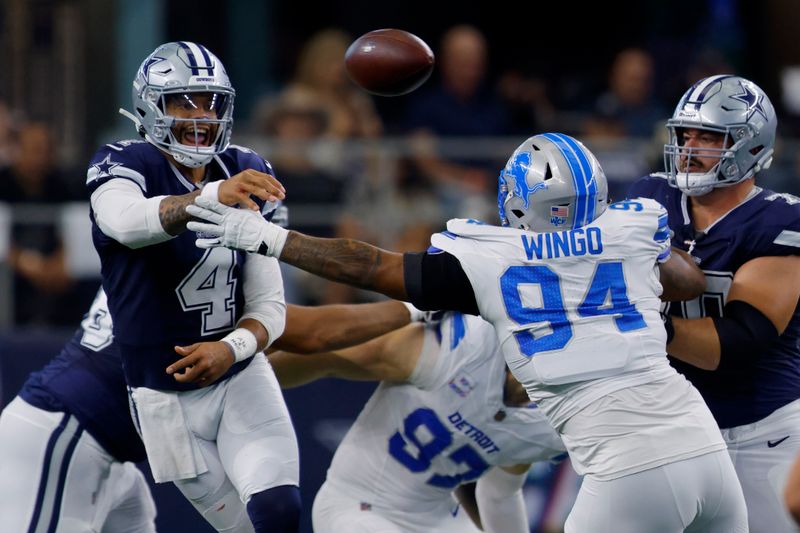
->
[[270, 312, 565, 532]]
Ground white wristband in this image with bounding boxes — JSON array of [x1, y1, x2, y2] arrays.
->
[[201, 180, 222, 201], [221, 328, 258, 362]]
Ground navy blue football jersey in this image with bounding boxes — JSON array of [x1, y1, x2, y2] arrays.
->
[[19, 289, 145, 463], [628, 174, 800, 428], [86, 140, 277, 390]]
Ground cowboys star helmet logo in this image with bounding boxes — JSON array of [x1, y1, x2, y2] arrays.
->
[[729, 81, 768, 121], [140, 55, 171, 80]]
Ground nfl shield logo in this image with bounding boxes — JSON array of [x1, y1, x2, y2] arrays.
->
[[550, 205, 569, 226]]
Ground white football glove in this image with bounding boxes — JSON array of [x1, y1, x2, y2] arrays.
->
[[186, 196, 288, 257]]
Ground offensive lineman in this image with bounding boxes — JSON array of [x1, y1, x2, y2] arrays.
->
[[187, 132, 748, 531], [629, 74, 800, 532], [0, 289, 155, 532]]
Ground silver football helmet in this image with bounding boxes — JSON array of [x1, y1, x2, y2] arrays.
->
[[664, 75, 776, 196], [120, 41, 235, 168], [499, 133, 608, 232]]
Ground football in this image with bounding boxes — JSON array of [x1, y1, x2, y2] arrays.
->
[[344, 29, 434, 97]]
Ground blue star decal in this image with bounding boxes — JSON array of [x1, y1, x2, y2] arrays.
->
[[92, 154, 121, 178], [730, 81, 768, 121], [503, 151, 547, 209], [141, 55, 168, 79]]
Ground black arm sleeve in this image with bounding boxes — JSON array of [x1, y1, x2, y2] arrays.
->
[[403, 252, 480, 315], [713, 300, 780, 371]]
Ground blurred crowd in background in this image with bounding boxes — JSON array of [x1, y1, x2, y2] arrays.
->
[[3, 0, 800, 329]]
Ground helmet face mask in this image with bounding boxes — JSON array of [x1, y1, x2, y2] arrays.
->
[[499, 133, 608, 233], [125, 42, 235, 168], [663, 75, 776, 196]]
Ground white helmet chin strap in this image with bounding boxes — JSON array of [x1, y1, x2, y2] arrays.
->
[[674, 171, 715, 196], [170, 149, 213, 168]]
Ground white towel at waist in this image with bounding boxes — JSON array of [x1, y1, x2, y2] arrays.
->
[[130, 386, 208, 483]]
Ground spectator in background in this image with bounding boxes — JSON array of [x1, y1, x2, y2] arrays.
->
[[583, 47, 666, 139], [402, 24, 511, 221], [323, 157, 443, 304], [258, 28, 382, 141], [0, 122, 81, 325], [0, 100, 17, 168], [250, 29, 387, 304], [259, 90, 345, 238], [496, 70, 556, 134]]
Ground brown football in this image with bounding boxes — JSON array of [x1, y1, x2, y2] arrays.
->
[[344, 29, 435, 97]]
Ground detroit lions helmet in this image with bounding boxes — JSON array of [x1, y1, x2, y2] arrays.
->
[[499, 133, 608, 232], [121, 41, 235, 168], [664, 75, 776, 196]]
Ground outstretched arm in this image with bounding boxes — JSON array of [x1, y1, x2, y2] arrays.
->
[[185, 197, 479, 312], [279, 232, 408, 300], [268, 322, 426, 388], [272, 301, 413, 354]]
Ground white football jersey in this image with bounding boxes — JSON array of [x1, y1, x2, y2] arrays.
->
[[323, 313, 565, 529], [430, 199, 728, 479], [431, 199, 677, 427]]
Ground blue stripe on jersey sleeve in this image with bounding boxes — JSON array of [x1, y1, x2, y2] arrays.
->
[[654, 228, 671, 242], [654, 212, 671, 243], [450, 313, 466, 350]]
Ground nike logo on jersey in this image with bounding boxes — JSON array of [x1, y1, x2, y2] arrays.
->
[[767, 436, 790, 448]]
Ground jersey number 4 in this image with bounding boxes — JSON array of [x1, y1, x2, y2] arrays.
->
[[389, 407, 489, 489], [176, 248, 237, 335], [500, 262, 646, 357]]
